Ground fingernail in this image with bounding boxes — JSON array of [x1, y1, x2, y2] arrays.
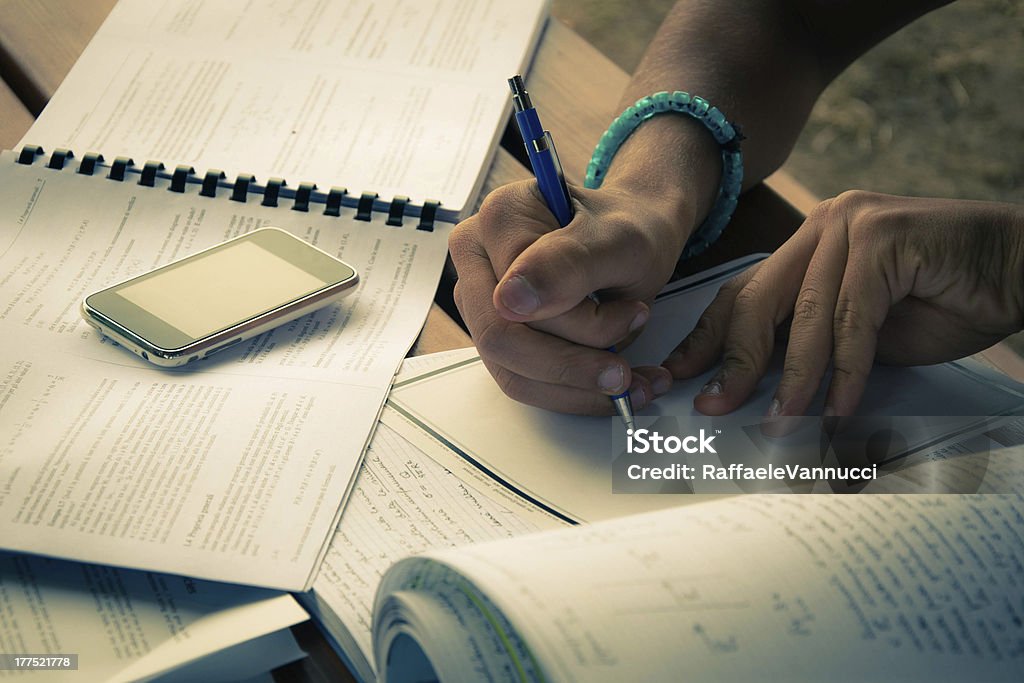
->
[[766, 397, 782, 417], [701, 378, 723, 396], [598, 365, 625, 392], [628, 309, 649, 333], [629, 383, 648, 410], [500, 275, 539, 315], [822, 406, 836, 418], [652, 373, 672, 396]]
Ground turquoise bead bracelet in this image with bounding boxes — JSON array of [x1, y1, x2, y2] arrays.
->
[[584, 91, 744, 260]]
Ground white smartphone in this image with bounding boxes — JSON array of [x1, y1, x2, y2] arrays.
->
[[81, 227, 358, 367]]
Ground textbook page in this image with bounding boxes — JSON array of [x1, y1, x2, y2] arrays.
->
[[21, 0, 549, 218], [0, 552, 307, 683], [386, 256, 1024, 522], [377, 495, 1024, 682], [305, 416, 564, 682], [0, 152, 447, 589]]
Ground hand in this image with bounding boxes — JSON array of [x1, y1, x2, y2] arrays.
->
[[664, 191, 1024, 417], [449, 179, 689, 414]]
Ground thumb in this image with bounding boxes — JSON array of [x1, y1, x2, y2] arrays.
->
[[493, 222, 645, 322]]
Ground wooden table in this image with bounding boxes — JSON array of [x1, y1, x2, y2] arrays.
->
[[0, 2, 816, 681]]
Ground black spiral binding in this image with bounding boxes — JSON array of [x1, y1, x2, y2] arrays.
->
[[13, 145, 443, 228], [47, 148, 74, 170], [355, 192, 378, 221], [16, 145, 42, 165], [109, 157, 134, 181], [262, 178, 285, 207], [170, 165, 194, 193], [324, 187, 347, 217], [387, 196, 409, 227], [231, 173, 254, 202], [77, 153, 104, 176], [292, 182, 316, 212], [139, 161, 164, 187], [200, 170, 225, 198], [418, 200, 440, 232]]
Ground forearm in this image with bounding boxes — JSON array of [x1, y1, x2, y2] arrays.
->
[[603, 0, 954, 233]]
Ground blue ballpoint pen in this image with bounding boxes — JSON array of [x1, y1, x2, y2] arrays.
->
[[507, 74, 636, 431]]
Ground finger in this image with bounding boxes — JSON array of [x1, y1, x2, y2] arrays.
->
[[455, 279, 632, 396], [661, 267, 758, 379], [825, 260, 891, 416], [770, 216, 851, 418], [479, 356, 655, 415], [632, 365, 675, 398], [527, 298, 650, 349], [694, 218, 829, 416]]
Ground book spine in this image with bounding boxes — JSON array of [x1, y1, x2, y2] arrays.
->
[[14, 144, 441, 232]]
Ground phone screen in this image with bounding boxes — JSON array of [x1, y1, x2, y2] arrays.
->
[[117, 239, 327, 338]]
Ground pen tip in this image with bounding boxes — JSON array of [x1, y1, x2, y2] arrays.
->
[[612, 395, 636, 431]]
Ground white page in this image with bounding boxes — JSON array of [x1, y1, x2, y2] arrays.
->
[[386, 257, 1024, 521], [380, 495, 1024, 682], [21, 0, 549, 219], [0, 552, 306, 683], [305, 417, 563, 682], [0, 152, 448, 589]]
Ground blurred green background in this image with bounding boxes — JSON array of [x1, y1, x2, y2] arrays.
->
[[551, 0, 1022, 203]]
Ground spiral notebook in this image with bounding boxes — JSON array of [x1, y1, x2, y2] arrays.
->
[[0, 143, 450, 590]]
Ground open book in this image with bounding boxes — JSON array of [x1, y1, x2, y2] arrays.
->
[[0, 0, 547, 590], [371, 493, 1024, 682]]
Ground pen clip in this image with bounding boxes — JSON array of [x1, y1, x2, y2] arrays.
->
[[534, 131, 572, 218]]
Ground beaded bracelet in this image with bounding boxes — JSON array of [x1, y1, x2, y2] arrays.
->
[[585, 91, 744, 261]]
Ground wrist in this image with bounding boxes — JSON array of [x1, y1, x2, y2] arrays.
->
[[593, 95, 737, 262], [604, 113, 720, 219]]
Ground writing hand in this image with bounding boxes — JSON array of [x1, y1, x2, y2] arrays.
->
[[449, 179, 684, 414]]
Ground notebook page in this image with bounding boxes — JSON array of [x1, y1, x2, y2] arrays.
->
[[422, 495, 1024, 682], [22, 0, 549, 218]]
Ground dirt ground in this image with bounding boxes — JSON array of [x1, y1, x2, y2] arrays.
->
[[552, 0, 1022, 204]]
